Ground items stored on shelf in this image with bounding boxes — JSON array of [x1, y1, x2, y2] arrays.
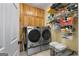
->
[[47, 3, 78, 40]]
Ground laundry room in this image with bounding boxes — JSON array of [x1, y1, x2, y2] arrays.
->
[[0, 3, 78, 56], [19, 3, 78, 56]]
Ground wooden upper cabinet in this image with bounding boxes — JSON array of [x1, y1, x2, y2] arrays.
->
[[35, 17, 39, 27], [29, 16, 34, 26], [31, 16, 35, 26], [24, 4, 30, 15], [28, 16, 35, 26], [20, 4, 45, 27], [39, 18, 44, 27], [41, 10, 45, 18], [20, 3, 24, 15], [41, 18, 45, 27], [36, 8, 40, 17], [36, 8, 45, 18], [30, 6, 37, 16], [20, 15, 24, 28], [23, 4, 37, 16], [24, 15, 29, 27]]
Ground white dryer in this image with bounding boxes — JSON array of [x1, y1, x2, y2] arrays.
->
[[40, 26, 51, 51], [27, 26, 41, 55]]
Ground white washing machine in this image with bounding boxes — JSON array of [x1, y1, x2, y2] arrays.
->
[[40, 26, 51, 51], [27, 26, 41, 56]]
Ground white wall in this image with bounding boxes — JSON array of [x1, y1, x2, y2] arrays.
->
[[44, 3, 52, 26]]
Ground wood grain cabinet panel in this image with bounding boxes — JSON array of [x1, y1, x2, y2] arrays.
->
[[31, 16, 35, 26], [34, 17, 36, 26], [41, 10, 45, 17], [39, 18, 45, 27], [24, 4, 30, 15], [33, 17, 37, 26], [20, 4, 24, 15], [29, 6, 36, 16], [29, 16, 32, 26], [37, 8, 40, 17], [36, 17, 40, 27], [20, 4, 45, 27], [41, 18, 45, 27], [24, 15, 29, 27], [36, 8, 45, 18], [28, 16, 35, 26], [39, 18, 42, 27]]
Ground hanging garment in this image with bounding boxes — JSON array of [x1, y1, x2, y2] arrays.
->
[[60, 18, 66, 27], [67, 16, 73, 26]]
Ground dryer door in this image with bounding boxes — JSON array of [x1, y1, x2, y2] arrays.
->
[[28, 29, 41, 42], [42, 29, 51, 40]]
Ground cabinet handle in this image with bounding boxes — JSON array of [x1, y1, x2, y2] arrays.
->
[[18, 41, 22, 44]]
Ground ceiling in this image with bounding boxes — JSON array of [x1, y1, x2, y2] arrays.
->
[[27, 3, 52, 10]]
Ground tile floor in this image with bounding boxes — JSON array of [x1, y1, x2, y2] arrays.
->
[[20, 49, 50, 56]]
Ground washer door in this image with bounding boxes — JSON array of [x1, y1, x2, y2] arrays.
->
[[28, 29, 41, 42], [42, 29, 51, 40]]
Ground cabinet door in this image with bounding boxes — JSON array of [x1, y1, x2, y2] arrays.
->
[[20, 3, 24, 15], [41, 18, 45, 27], [29, 6, 36, 16], [39, 18, 42, 27], [33, 17, 36, 26], [29, 16, 32, 26], [24, 4, 30, 15], [32, 7, 37, 16], [39, 18, 44, 27], [37, 9, 44, 18], [26, 15, 30, 26], [24, 15, 28, 27], [41, 10, 44, 18], [33, 17, 38, 27], [36, 17, 40, 26], [28, 16, 34, 26], [37, 8, 40, 17], [20, 15, 24, 27]]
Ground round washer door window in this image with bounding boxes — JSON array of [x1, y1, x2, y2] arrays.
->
[[28, 29, 41, 42], [42, 29, 51, 40]]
